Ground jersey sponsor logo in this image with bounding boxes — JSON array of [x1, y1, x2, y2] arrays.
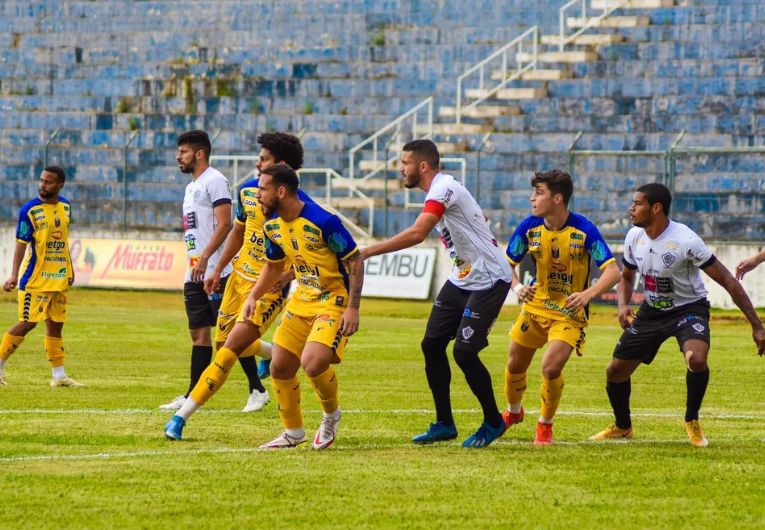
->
[[44, 256, 67, 263], [439, 228, 455, 250], [184, 212, 198, 230], [37, 222, 49, 229], [648, 294, 674, 309], [30, 207, 43, 216], [303, 224, 321, 236], [41, 267, 68, 280], [51, 230, 63, 240], [529, 229, 542, 238], [328, 232, 348, 254], [249, 233, 265, 246], [294, 261, 320, 276], [443, 189, 454, 204], [543, 299, 577, 319], [242, 189, 257, 198], [242, 199, 258, 207], [185, 233, 197, 251], [548, 272, 574, 284], [570, 233, 584, 240], [551, 262, 566, 272], [662, 252, 676, 267], [335, 295, 344, 306], [33, 213, 46, 222], [644, 275, 673, 293], [46, 240, 66, 251]]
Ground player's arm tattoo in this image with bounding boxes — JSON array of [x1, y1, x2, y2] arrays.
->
[[345, 251, 364, 309]]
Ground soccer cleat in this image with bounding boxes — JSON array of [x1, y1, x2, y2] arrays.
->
[[683, 419, 709, 447], [164, 415, 186, 441], [412, 421, 458, 444], [313, 412, 341, 450], [159, 395, 186, 411], [501, 407, 525, 429], [259, 431, 307, 449], [50, 376, 85, 388], [462, 420, 507, 448], [589, 424, 634, 441], [242, 389, 269, 412], [257, 358, 271, 380], [533, 421, 553, 445], [0, 375, 6, 386]]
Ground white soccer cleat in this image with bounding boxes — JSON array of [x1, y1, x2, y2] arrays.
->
[[259, 431, 307, 449], [312, 411, 341, 450], [50, 376, 85, 388], [0, 375, 7, 386], [159, 395, 186, 411], [242, 389, 270, 412]]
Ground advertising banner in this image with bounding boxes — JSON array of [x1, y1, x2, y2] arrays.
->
[[363, 247, 437, 300], [69, 237, 186, 289]]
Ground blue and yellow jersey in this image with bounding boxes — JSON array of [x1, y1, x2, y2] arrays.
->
[[234, 178, 314, 281], [15, 197, 73, 292], [263, 202, 358, 316], [506, 212, 615, 323]]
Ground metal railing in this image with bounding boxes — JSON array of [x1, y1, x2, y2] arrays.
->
[[455, 26, 539, 124], [558, 0, 629, 51], [348, 96, 433, 182]]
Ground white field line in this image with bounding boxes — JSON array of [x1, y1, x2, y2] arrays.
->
[[2, 438, 746, 464], [0, 408, 763, 420]]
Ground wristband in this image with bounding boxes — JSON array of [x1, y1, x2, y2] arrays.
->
[[513, 283, 524, 295]]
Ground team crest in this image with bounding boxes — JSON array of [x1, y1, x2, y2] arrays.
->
[[692, 323, 705, 333], [520, 322, 529, 333], [551, 247, 560, 260], [662, 252, 676, 267], [461, 326, 474, 340], [55, 218, 61, 227], [291, 238, 299, 251]]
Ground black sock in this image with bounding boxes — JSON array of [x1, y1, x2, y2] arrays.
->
[[606, 379, 632, 429], [187, 345, 213, 396], [421, 337, 454, 426], [453, 348, 503, 428], [239, 355, 265, 393], [685, 367, 710, 422]]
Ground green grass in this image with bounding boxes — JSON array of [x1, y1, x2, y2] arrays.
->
[[1, 289, 764, 529]]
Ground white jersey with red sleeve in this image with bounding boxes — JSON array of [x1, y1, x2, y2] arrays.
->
[[423, 173, 512, 290]]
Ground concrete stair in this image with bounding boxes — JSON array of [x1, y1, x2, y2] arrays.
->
[[516, 51, 599, 63], [540, 34, 626, 47], [439, 104, 522, 118], [591, 0, 673, 8], [490, 69, 571, 81], [566, 16, 650, 28], [465, 87, 548, 100]]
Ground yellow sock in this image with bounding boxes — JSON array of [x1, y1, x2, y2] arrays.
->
[[272, 376, 303, 429], [308, 368, 339, 414], [540, 374, 565, 422], [44, 336, 65, 368], [239, 339, 261, 359], [504, 368, 527, 407], [1, 333, 25, 361], [189, 347, 238, 405]]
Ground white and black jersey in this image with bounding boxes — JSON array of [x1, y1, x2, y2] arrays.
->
[[422, 173, 512, 291], [623, 220, 715, 311], [182, 167, 233, 283]]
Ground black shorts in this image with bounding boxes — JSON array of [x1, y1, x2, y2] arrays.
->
[[424, 279, 510, 353], [613, 299, 711, 365], [184, 274, 229, 329]]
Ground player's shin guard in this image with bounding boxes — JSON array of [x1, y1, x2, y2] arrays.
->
[[189, 347, 237, 406], [272, 376, 303, 429], [539, 375, 564, 423], [0, 333, 24, 361], [44, 336, 65, 368], [308, 368, 339, 414], [504, 368, 527, 408]]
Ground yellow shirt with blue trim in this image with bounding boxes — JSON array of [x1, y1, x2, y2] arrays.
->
[[233, 178, 314, 281], [16, 197, 73, 292], [263, 202, 358, 317], [506, 212, 615, 324]]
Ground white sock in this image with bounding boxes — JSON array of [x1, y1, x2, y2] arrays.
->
[[286, 427, 305, 438], [176, 397, 201, 420], [538, 415, 553, 425], [509, 403, 522, 414], [0, 359, 6, 372], [258, 340, 272, 360], [52, 366, 66, 379], [324, 408, 341, 420]]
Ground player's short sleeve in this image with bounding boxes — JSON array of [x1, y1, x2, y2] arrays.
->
[[584, 223, 615, 269], [235, 186, 247, 224], [423, 175, 456, 215], [684, 233, 714, 268], [15, 206, 33, 243], [505, 218, 531, 265], [621, 228, 638, 269], [321, 215, 358, 260], [208, 174, 232, 207]]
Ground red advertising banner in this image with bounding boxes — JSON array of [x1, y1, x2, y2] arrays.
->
[[69, 238, 186, 290]]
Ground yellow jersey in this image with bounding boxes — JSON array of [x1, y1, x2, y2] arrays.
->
[[506, 212, 615, 324], [16, 197, 73, 292], [263, 201, 358, 317]]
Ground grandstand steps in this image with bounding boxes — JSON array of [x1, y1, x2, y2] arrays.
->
[[325, 196, 385, 209], [490, 69, 571, 81], [465, 87, 548, 100], [540, 34, 626, 47], [566, 16, 651, 28], [438, 104, 522, 119], [515, 51, 599, 63], [416, 123, 492, 135], [591, 0, 674, 8], [331, 175, 394, 192]]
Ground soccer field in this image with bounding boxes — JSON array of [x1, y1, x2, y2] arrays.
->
[[0, 289, 763, 529]]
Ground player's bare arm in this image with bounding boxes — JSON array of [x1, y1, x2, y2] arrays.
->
[[339, 251, 364, 336], [192, 202, 233, 282], [616, 266, 637, 329], [703, 259, 765, 355], [510, 264, 537, 303], [3, 241, 27, 292], [268, 267, 295, 293], [565, 261, 620, 312], [204, 221, 244, 294], [735, 249, 765, 281], [360, 212, 439, 260], [242, 260, 283, 320]]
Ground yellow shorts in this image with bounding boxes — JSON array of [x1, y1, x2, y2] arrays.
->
[[216, 272, 255, 342], [273, 308, 348, 362], [18, 290, 67, 323], [233, 289, 287, 338], [509, 310, 587, 356]]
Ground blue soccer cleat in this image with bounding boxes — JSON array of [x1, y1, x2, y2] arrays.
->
[[164, 415, 186, 441], [462, 420, 507, 448], [412, 421, 458, 444], [257, 358, 271, 380]]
